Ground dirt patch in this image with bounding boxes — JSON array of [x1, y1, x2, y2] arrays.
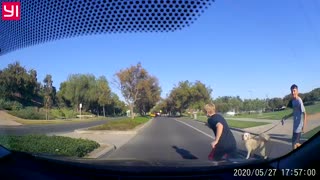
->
[[308, 113, 320, 121]]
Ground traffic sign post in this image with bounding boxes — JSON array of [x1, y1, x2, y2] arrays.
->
[[79, 103, 82, 120]]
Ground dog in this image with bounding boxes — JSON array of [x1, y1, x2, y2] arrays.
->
[[242, 132, 270, 159]]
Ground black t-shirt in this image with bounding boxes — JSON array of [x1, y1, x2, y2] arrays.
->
[[208, 113, 236, 150]]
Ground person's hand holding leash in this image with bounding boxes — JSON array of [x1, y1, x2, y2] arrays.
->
[[281, 115, 287, 125]]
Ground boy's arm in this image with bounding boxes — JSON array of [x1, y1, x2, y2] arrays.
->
[[281, 112, 293, 125], [301, 98, 307, 133], [302, 112, 307, 133], [211, 123, 223, 148]]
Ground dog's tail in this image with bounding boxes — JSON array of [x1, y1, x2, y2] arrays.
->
[[259, 133, 270, 141]]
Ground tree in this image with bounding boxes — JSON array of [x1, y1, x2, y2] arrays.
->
[[229, 96, 243, 113], [283, 94, 292, 108], [189, 81, 213, 110], [104, 93, 123, 116], [56, 82, 71, 108], [268, 98, 284, 111], [151, 98, 167, 114], [43, 74, 54, 120], [169, 81, 192, 114], [115, 62, 150, 119], [96, 76, 111, 117], [167, 80, 212, 115], [241, 99, 253, 113], [0, 61, 40, 106], [310, 88, 320, 101], [59, 74, 97, 112], [135, 75, 161, 116]]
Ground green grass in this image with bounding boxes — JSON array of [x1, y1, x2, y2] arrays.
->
[[303, 126, 320, 139], [0, 134, 100, 157], [235, 109, 291, 120], [188, 116, 270, 129], [305, 102, 320, 114], [88, 116, 150, 130], [15, 117, 108, 125], [226, 120, 269, 129], [234, 103, 320, 120]]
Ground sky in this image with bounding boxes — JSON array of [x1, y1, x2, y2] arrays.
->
[[1, 0, 320, 101]]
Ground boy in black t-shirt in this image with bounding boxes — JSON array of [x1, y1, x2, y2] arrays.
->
[[204, 103, 237, 161]]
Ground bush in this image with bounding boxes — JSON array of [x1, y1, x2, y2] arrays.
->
[[49, 108, 77, 119], [0, 99, 23, 110], [8, 107, 46, 120], [11, 101, 23, 110], [0, 134, 100, 157], [0, 99, 11, 110], [50, 108, 66, 119], [304, 101, 316, 106], [60, 108, 77, 119]]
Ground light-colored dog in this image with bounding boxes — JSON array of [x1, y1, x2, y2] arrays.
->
[[242, 132, 270, 159]]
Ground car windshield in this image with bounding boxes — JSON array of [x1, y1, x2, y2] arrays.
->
[[0, 0, 319, 168]]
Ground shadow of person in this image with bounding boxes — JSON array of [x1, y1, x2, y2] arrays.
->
[[172, 145, 198, 160]]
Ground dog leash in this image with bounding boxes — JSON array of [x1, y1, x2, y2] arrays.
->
[[252, 119, 285, 159], [250, 119, 286, 139]]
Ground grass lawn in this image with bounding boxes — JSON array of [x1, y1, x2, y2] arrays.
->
[[303, 126, 320, 139], [14, 117, 109, 125], [235, 109, 290, 120], [88, 116, 150, 130], [1, 110, 110, 125], [234, 103, 320, 120], [186, 116, 270, 129]]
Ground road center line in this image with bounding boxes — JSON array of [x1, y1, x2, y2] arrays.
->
[[174, 119, 214, 139]]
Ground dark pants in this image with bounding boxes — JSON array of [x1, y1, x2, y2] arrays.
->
[[292, 132, 301, 149], [208, 147, 237, 161]]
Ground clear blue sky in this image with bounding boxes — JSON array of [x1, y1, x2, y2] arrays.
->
[[1, 0, 319, 101]]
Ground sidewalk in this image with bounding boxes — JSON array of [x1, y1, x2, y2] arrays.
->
[[51, 118, 154, 159], [0, 111, 22, 126], [232, 115, 320, 143]]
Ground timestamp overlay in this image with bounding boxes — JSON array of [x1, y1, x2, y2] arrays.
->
[[234, 168, 318, 177]]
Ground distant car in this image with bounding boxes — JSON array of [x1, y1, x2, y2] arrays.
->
[[156, 112, 161, 117], [149, 113, 156, 117]]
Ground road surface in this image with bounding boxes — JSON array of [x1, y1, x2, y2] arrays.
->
[[104, 117, 292, 161]]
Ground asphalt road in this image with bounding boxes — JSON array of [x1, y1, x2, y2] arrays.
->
[[104, 117, 292, 161], [0, 119, 112, 135]]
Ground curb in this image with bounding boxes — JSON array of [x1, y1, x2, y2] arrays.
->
[[74, 118, 153, 134], [86, 143, 116, 159], [134, 118, 154, 133], [76, 118, 154, 158], [75, 129, 137, 135]]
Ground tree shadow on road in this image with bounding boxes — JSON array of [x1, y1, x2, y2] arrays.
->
[[172, 146, 198, 160]]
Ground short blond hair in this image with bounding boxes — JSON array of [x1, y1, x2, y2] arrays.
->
[[204, 103, 216, 114]]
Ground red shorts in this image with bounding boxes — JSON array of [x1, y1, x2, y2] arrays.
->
[[208, 148, 229, 161]]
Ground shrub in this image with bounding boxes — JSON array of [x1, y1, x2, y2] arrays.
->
[[0, 99, 23, 110], [0, 134, 100, 157], [8, 107, 46, 120]]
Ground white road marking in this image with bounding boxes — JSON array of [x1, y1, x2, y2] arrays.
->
[[174, 118, 292, 145], [174, 119, 214, 139]]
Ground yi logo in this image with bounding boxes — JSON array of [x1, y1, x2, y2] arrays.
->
[[2, 2, 21, 20]]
